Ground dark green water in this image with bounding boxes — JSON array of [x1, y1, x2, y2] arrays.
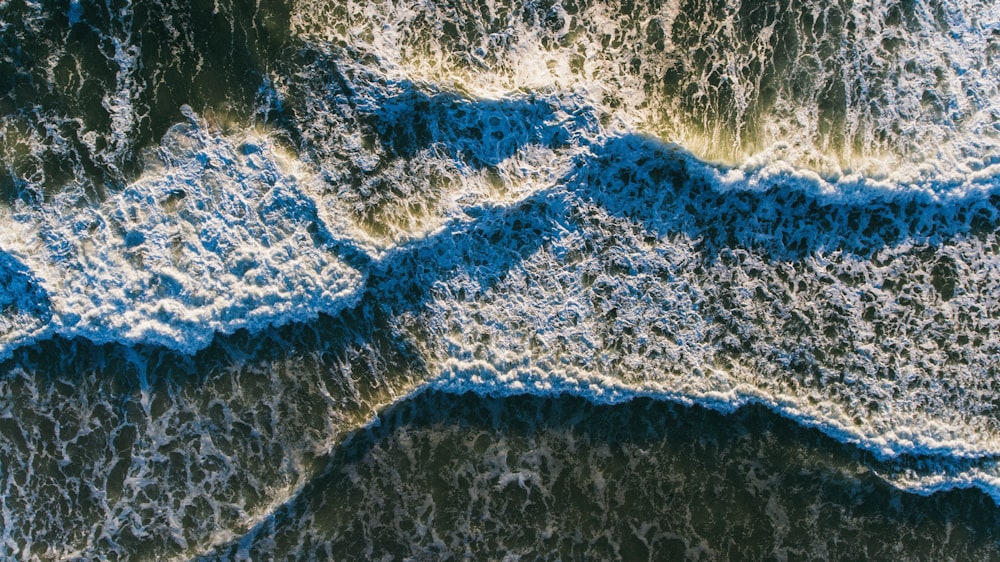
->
[[0, 0, 292, 203], [206, 391, 1000, 560]]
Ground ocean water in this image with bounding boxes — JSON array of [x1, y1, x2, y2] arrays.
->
[[2, 0, 1000, 559]]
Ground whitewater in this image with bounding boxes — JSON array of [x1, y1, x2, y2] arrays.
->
[[3, 0, 1000, 558]]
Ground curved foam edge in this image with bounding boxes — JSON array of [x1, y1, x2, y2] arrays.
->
[[429, 359, 995, 459], [427, 362, 1000, 504], [670, 138, 1000, 204]]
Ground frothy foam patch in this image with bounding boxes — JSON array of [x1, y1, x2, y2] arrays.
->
[[290, 0, 1000, 180], [0, 107, 365, 356], [410, 132, 1000, 498]]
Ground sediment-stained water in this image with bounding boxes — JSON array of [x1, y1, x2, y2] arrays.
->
[[2, 0, 1000, 559]]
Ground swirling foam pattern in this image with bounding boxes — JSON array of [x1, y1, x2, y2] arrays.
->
[[2, 0, 1000, 559]]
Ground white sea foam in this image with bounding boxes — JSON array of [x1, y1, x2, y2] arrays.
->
[[421, 194, 1000, 498], [0, 107, 366, 357], [293, 0, 1000, 181], [401, 125, 1000, 499]]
